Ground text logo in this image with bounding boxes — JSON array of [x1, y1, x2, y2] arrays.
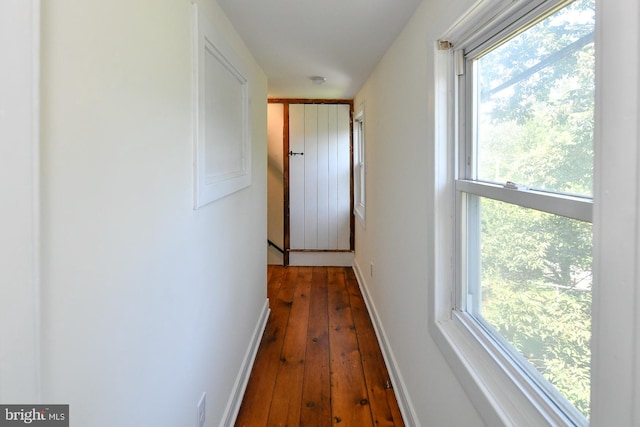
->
[[0, 405, 68, 426]]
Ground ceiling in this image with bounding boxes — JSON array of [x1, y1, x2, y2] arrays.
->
[[216, 0, 423, 99]]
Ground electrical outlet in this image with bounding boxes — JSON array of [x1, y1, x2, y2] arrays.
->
[[197, 392, 206, 427]]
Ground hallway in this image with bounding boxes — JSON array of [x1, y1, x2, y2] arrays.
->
[[235, 266, 405, 426]]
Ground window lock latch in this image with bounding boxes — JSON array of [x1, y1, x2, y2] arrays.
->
[[504, 181, 529, 190]]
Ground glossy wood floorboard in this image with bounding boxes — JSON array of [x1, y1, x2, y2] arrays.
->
[[235, 266, 405, 427]]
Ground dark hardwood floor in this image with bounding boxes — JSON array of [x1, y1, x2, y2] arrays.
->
[[235, 266, 405, 427]]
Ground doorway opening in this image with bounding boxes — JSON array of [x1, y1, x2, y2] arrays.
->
[[267, 99, 354, 266]]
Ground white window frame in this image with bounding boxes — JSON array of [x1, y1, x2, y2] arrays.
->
[[353, 103, 366, 225], [430, 0, 595, 425]]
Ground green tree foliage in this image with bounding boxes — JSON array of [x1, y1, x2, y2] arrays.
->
[[480, 199, 592, 416], [477, 0, 595, 196], [471, 0, 595, 419]]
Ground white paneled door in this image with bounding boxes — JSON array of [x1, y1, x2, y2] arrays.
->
[[289, 104, 351, 251]]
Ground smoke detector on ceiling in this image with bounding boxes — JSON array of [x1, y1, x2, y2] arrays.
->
[[309, 76, 327, 85]]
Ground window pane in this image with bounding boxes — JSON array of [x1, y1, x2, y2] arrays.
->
[[474, 196, 592, 418], [475, 0, 595, 196]]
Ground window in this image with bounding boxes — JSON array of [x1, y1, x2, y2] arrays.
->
[[454, 0, 594, 423], [354, 105, 366, 224]]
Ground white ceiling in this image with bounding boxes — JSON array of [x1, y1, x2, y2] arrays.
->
[[216, 0, 423, 99]]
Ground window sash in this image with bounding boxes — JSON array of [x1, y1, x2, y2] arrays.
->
[[462, 0, 572, 60], [455, 187, 592, 425], [456, 180, 592, 222]]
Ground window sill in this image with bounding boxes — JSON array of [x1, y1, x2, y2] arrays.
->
[[431, 313, 583, 427]]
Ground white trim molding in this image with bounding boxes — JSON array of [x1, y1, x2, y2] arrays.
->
[[222, 299, 269, 427], [192, 3, 252, 208], [353, 102, 366, 226], [352, 259, 418, 427], [288, 251, 354, 267]]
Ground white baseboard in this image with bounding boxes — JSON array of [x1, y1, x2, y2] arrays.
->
[[288, 251, 353, 266], [352, 260, 420, 427], [220, 298, 270, 427]]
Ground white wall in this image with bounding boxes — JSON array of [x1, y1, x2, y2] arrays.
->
[[590, 0, 640, 424], [39, 0, 267, 425], [353, 0, 484, 424], [354, 0, 640, 425], [267, 103, 284, 265], [0, 0, 40, 402]]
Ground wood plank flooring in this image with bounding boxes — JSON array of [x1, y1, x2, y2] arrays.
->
[[235, 266, 405, 427]]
